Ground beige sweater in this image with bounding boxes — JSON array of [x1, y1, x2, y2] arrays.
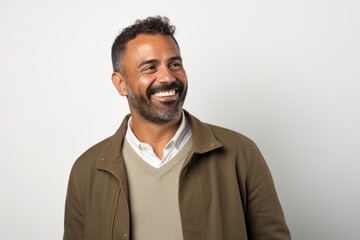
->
[[122, 138, 192, 240]]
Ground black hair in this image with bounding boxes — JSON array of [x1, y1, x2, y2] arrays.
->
[[111, 16, 178, 73]]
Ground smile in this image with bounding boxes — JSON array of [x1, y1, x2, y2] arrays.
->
[[153, 90, 177, 97]]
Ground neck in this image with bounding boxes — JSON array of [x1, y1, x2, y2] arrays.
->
[[130, 112, 182, 159]]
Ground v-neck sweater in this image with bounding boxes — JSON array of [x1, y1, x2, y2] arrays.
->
[[122, 137, 193, 240]]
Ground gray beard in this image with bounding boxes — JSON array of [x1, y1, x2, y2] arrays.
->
[[125, 81, 186, 124]]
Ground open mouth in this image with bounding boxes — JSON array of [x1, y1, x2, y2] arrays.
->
[[153, 89, 177, 97], [147, 80, 183, 99]]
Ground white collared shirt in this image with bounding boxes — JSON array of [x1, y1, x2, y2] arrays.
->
[[125, 112, 192, 168]]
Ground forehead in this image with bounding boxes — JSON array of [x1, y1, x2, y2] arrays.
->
[[124, 34, 180, 62]]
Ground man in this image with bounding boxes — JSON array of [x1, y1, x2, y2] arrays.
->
[[64, 16, 291, 240]]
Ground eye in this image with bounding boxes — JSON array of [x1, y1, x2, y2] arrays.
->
[[142, 64, 157, 73], [169, 61, 183, 70]]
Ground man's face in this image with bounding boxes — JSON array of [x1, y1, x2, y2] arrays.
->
[[120, 33, 187, 124]]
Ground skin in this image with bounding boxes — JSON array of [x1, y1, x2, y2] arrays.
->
[[112, 33, 188, 159]]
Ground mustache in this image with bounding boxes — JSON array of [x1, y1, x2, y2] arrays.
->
[[146, 80, 184, 98]]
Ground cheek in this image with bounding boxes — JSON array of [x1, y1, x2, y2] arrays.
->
[[177, 72, 188, 85], [137, 76, 156, 91]]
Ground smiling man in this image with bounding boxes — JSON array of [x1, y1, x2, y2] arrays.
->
[[63, 16, 291, 240]]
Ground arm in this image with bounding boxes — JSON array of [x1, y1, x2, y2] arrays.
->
[[245, 144, 291, 240], [63, 169, 84, 240]]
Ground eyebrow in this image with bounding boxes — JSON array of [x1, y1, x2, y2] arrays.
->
[[137, 56, 183, 69], [168, 56, 183, 63], [138, 59, 159, 69]]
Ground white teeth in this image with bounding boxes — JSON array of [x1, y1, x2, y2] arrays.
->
[[154, 90, 176, 97]]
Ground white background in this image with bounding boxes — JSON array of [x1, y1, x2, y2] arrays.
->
[[1, 0, 359, 239]]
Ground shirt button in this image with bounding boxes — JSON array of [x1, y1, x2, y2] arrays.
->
[[122, 233, 128, 239]]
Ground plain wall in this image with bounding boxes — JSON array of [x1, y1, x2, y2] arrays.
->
[[1, 0, 359, 239]]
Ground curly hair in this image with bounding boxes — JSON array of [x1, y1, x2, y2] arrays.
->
[[111, 16, 178, 73]]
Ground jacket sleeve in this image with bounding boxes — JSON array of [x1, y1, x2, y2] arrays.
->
[[245, 144, 291, 240], [63, 168, 84, 240]]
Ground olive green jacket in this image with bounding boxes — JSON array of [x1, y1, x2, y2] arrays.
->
[[64, 111, 291, 240]]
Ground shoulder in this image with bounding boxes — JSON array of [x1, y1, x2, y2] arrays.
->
[[70, 114, 129, 174], [185, 111, 261, 157], [71, 136, 112, 174], [206, 122, 259, 153], [207, 123, 253, 144], [186, 110, 255, 146]]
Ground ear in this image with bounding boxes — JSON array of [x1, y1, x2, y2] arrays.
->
[[112, 72, 128, 96]]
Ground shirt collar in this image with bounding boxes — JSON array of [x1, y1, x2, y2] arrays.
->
[[126, 111, 190, 152]]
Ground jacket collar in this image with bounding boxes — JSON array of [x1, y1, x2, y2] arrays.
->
[[96, 114, 130, 182], [96, 110, 222, 177], [183, 110, 222, 153]]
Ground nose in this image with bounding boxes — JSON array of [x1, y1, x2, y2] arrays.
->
[[158, 65, 175, 83]]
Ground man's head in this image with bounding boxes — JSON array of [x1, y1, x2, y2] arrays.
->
[[111, 16, 178, 74], [111, 16, 187, 124]]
